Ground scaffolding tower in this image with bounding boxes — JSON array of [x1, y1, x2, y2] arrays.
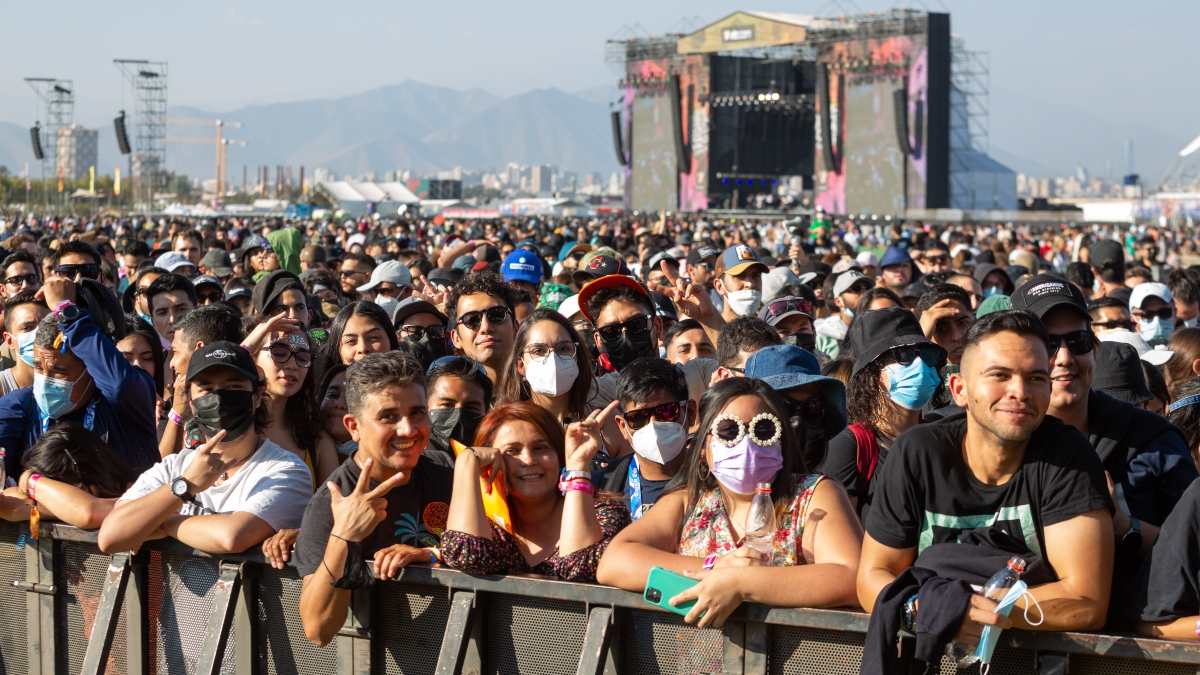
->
[[24, 78, 74, 205], [114, 59, 168, 206], [949, 36, 991, 209]]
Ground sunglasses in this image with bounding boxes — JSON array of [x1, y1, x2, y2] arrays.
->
[[197, 291, 223, 304], [261, 343, 313, 369], [524, 341, 577, 360], [399, 325, 447, 341], [596, 315, 654, 342], [924, 255, 950, 266], [891, 345, 945, 369], [1092, 320, 1133, 331], [338, 269, 366, 278], [764, 298, 813, 318], [623, 400, 686, 431], [711, 412, 782, 447], [457, 306, 512, 331], [785, 397, 826, 422], [3, 273, 38, 287], [55, 263, 101, 280], [1047, 329, 1095, 356], [1135, 308, 1174, 321]]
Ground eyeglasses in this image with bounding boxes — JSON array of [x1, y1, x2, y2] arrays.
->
[[890, 345, 945, 369], [763, 298, 813, 318], [457, 306, 512, 330], [1134, 308, 1174, 321], [524, 341, 577, 359], [196, 291, 223, 304], [1092, 319, 1133, 331], [784, 397, 826, 422], [596, 315, 654, 342], [1047, 329, 1095, 356], [399, 325, 447, 341], [261, 343, 313, 369], [3, 273, 38, 287], [623, 400, 686, 430], [711, 412, 782, 447], [55, 263, 101, 280]]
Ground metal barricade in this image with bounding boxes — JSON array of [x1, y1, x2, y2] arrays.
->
[[4, 523, 1200, 675]]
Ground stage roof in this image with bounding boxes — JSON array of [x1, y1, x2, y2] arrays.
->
[[676, 11, 813, 54]]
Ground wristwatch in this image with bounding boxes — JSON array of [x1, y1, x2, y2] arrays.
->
[[171, 477, 196, 502], [1121, 516, 1143, 552], [56, 302, 81, 322]]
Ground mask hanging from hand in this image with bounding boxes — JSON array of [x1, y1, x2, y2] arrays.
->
[[190, 389, 257, 441]]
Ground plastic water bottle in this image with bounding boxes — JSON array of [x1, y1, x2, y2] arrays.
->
[[946, 556, 1027, 666], [744, 483, 776, 564], [0, 447, 7, 489]]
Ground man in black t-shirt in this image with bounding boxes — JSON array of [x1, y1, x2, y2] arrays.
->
[[859, 310, 1114, 637], [297, 352, 453, 647]]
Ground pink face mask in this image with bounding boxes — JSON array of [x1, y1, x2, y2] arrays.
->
[[708, 412, 783, 494]]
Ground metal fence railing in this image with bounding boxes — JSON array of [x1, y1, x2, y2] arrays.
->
[[5, 522, 1200, 675]]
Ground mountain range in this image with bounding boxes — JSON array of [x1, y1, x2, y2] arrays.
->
[[0, 80, 625, 183]]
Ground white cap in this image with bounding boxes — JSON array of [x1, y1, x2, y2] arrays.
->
[[155, 251, 195, 273], [1129, 282, 1173, 310], [833, 271, 872, 297], [557, 294, 582, 320], [1099, 328, 1174, 366], [856, 251, 878, 267], [357, 260, 413, 292]]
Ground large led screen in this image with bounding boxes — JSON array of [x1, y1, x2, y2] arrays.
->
[[629, 93, 679, 213]]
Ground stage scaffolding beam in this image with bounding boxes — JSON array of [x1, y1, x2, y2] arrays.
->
[[114, 59, 168, 208]]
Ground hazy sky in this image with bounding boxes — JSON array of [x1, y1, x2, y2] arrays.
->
[[5, 1, 1198, 178]]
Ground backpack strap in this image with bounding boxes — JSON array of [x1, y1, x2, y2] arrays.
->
[[850, 422, 880, 499]]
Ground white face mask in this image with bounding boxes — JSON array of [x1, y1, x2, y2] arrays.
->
[[725, 289, 763, 316], [524, 353, 579, 397], [631, 421, 687, 464], [375, 295, 399, 321]]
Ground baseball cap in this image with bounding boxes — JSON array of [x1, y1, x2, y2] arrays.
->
[[252, 270, 305, 314], [976, 294, 1012, 317], [879, 246, 913, 269], [1091, 342, 1153, 405], [686, 245, 720, 267], [1088, 240, 1125, 272], [744, 344, 847, 437], [1009, 274, 1089, 322], [391, 297, 447, 327], [846, 307, 941, 376], [224, 281, 252, 301], [1099, 328, 1174, 366], [186, 341, 262, 385], [558, 241, 591, 262], [572, 255, 631, 285], [502, 250, 544, 285], [155, 251, 195, 274], [833, 271, 873, 298], [192, 274, 223, 291], [1129, 282, 1172, 310], [763, 267, 800, 303], [452, 255, 476, 274], [556, 294, 583, 320], [201, 249, 234, 277], [856, 251, 879, 268], [717, 245, 768, 277], [796, 261, 832, 286], [650, 291, 678, 322], [357, 260, 413, 293], [576, 274, 650, 323], [241, 235, 272, 261]]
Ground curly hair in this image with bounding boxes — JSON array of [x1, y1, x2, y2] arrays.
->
[[447, 271, 520, 325]]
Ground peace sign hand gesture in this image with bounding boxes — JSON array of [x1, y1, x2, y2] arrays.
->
[[416, 275, 451, 315], [327, 458, 408, 543], [647, 260, 717, 321], [180, 430, 238, 495], [564, 400, 619, 472]]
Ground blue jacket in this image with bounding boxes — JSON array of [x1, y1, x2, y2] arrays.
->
[[0, 308, 160, 477]]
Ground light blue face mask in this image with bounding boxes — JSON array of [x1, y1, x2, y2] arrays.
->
[[883, 358, 941, 410], [33, 372, 82, 419], [843, 307, 856, 319], [1138, 316, 1175, 343], [982, 286, 1003, 299], [334, 439, 358, 455], [658, 345, 668, 359], [16, 330, 35, 367], [1185, 316, 1199, 329], [975, 581, 1043, 666], [138, 312, 153, 326]]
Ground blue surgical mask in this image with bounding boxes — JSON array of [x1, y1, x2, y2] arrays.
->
[[16, 330, 35, 367], [33, 372, 84, 419], [138, 312, 153, 326], [983, 286, 1003, 299], [659, 345, 668, 359], [843, 307, 856, 319], [1185, 316, 1199, 329], [883, 358, 941, 410], [334, 439, 358, 455], [1138, 316, 1175, 343]]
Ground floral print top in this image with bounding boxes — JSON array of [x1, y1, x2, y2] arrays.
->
[[677, 473, 824, 566], [441, 497, 631, 582]]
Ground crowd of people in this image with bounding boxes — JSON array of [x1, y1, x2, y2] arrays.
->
[[2, 210, 1200, 667]]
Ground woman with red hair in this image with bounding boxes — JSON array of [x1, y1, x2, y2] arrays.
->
[[441, 400, 629, 581]]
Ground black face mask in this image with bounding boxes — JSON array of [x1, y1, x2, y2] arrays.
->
[[191, 389, 257, 441], [783, 332, 818, 354], [429, 408, 484, 448], [602, 329, 656, 371], [415, 334, 449, 360], [788, 414, 827, 470]]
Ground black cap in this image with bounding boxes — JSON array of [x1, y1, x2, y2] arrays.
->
[[796, 261, 832, 285], [650, 291, 678, 322], [686, 245, 720, 266], [186, 341, 262, 385], [1089, 240, 1125, 272], [1009, 274, 1089, 322], [846, 307, 939, 375], [392, 297, 447, 328], [572, 255, 631, 285], [427, 267, 461, 288], [201, 249, 234, 277], [252, 270, 304, 315], [1092, 342, 1153, 405]]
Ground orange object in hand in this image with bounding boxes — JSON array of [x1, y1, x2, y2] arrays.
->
[[450, 439, 513, 533]]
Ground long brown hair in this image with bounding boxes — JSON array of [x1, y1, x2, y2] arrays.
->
[[1165, 328, 1200, 399], [494, 309, 595, 418], [473, 401, 567, 534]]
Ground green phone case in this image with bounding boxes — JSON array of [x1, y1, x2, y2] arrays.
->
[[643, 566, 699, 617]]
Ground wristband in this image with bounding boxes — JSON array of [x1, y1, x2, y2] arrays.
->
[[168, 409, 185, 426], [560, 469, 592, 483], [703, 553, 718, 571], [557, 479, 595, 496], [26, 474, 41, 501], [428, 550, 438, 565]]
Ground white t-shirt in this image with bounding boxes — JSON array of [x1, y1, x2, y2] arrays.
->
[[120, 438, 313, 531]]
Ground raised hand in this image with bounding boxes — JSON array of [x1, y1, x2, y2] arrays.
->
[[242, 313, 305, 353], [180, 430, 236, 494], [917, 298, 964, 339], [647, 260, 716, 321], [416, 275, 451, 314], [38, 276, 77, 309], [327, 458, 408, 543], [564, 400, 619, 472]]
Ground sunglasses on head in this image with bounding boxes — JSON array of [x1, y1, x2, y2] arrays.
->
[[596, 315, 654, 342], [261, 343, 312, 369], [399, 325, 447, 341], [890, 344, 944, 368], [711, 412, 782, 447], [785, 397, 826, 422], [428, 355, 487, 378], [1135, 307, 1174, 321], [1047, 329, 1095, 356], [622, 400, 686, 431], [456, 306, 512, 331], [764, 298, 813, 318], [56, 263, 101, 280]]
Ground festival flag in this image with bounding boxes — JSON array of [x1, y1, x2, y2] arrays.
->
[[89, 166, 95, 194], [114, 168, 121, 196], [57, 166, 63, 193]]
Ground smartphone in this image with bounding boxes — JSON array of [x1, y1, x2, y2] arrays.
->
[[644, 566, 699, 617]]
